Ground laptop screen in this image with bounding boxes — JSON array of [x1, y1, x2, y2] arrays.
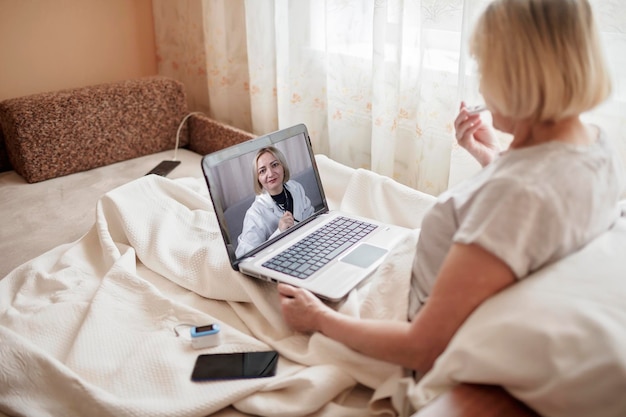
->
[[201, 124, 326, 266]]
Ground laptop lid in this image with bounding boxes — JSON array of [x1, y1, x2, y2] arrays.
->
[[201, 124, 327, 269]]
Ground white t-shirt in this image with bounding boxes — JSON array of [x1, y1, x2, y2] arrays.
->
[[408, 129, 625, 318]]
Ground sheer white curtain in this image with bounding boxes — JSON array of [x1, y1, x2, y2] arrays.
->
[[242, 0, 490, 195], [153, 0, 626, 195]]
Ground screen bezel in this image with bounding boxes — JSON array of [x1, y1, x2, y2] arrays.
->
[[201, 124, 328, 268]]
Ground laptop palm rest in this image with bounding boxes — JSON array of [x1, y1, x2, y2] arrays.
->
[[340, 244, 387, 268]]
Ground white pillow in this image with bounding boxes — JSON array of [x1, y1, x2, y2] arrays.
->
[[412, 216, 626, 417]]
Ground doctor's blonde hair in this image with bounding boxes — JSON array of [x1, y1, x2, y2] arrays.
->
[[252, 147, 291, 194], [470, 0, 611, 122]]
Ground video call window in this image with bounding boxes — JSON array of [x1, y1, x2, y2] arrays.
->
[[203, 133, 324, 258]]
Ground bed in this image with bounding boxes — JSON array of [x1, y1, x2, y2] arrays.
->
[[1, 76, 625, 417]]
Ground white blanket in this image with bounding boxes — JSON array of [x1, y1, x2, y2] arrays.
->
[[0, 157, 435, 417]]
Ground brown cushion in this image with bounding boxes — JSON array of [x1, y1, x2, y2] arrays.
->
[[0, 76, 189, 183], [187, 114, 254, 156]]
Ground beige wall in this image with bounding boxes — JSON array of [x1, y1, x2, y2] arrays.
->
[[0, 0, 158, 101]]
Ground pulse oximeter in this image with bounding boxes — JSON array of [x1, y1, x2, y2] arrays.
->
[[190, 323, 221, 349]]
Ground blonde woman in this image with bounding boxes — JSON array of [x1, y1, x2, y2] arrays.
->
[[278, 0, 624, 374], [236, 147, 314, 258]]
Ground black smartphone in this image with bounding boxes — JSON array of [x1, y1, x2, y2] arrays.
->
[[191, 350, 279, 381], [145, 160, 181, 177]]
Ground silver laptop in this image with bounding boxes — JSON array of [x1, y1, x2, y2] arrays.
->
[[201, 124, 409, 301]]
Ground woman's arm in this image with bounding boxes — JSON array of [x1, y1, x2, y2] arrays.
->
[[415, 383, 540, 417], [278, 242, 516, 373]]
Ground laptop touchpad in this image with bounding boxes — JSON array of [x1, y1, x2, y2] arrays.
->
[[340, 244, 388, 268]]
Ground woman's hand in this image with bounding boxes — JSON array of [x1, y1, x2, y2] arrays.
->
[[454, 102, 500, 167], [278, 211, 295, 232], [277, 283, 329, 333]]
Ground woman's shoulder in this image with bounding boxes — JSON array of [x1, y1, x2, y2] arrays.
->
[[285, 179, 305, 191], [495, 130, 619, 181], [248, 192, 273, 211], [446, 134, 621, 209]]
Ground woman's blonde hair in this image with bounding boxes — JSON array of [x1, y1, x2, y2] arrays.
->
[[470, 0, 611, 122], [252, 147, 291, 194]]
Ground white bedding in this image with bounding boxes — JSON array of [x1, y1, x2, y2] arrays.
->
[[0, 154, 434, 417], [2, 151, 626, 417], [0, 149, 206, 279]]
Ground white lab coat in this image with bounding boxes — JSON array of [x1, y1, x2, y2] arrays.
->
[[235, 180, 314, 257]]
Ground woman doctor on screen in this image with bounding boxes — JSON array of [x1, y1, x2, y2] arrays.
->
[[235, 146, 314, 258]]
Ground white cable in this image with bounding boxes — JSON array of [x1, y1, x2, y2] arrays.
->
[[173, 111, 205, 161]]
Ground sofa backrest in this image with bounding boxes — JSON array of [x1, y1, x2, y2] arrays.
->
[[0, 76, 189, 183]]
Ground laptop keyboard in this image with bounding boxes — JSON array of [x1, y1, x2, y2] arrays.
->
[[262, 216, 377, 279]]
